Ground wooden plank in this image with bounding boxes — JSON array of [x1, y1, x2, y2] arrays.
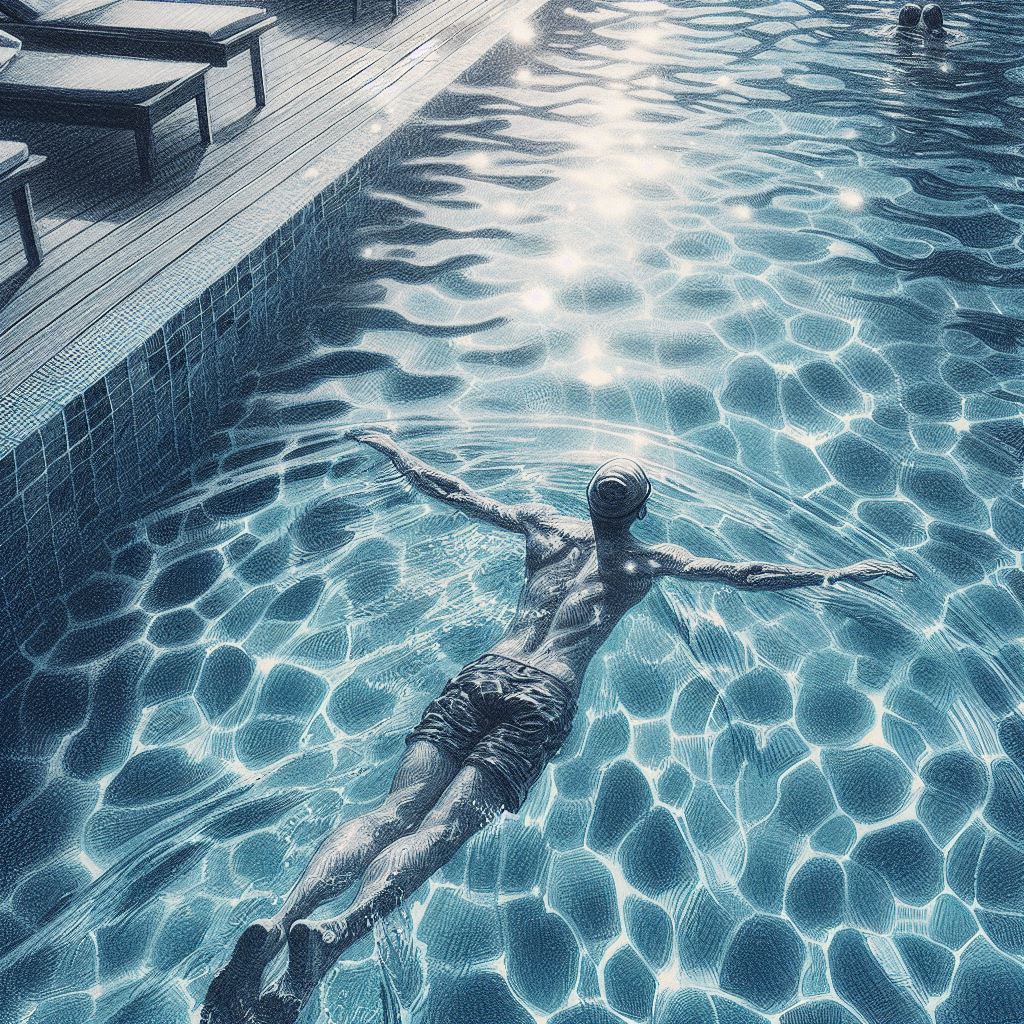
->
[[0, 0, 489, 293], [0, 0, 477, 282], [0, 0, 515, 393]]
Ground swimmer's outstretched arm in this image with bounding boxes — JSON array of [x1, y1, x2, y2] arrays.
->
[[648, 545, 916, 591], [346, 427, 545, 533]]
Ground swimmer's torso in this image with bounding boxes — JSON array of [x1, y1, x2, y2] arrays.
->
[[489, 514, 657, 690]]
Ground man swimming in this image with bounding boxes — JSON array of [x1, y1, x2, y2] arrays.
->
[[921, 3, 945, 35], [897, 2, 945, 34], [203, 428, 916, 1024], [898, 3, 921, 27]]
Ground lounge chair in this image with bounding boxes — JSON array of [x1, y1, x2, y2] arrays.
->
[[0, 48, 211, 183], [0, 141, 44, 267], [0, 0, 274, 107]]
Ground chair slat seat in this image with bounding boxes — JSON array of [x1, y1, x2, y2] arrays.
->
[[41, 1, 269, 42], [0, 48, 206, 101], [0, 50, 211, 183]]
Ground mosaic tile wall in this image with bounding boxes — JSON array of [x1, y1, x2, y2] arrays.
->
[[0, 173, 359, 674]]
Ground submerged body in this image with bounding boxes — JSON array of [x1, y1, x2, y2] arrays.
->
[[203, 432, 914, 1024]]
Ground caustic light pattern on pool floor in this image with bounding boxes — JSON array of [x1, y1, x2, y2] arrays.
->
[[3, 0, 1024, 1022]]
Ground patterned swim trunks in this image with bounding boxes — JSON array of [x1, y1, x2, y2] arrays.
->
[[405, 653, 579, 812]]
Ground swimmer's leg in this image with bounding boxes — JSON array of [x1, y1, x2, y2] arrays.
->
[[258, 765, 507, 1022], [202, 741, 460, 1022], [272, 741, 463, 930]]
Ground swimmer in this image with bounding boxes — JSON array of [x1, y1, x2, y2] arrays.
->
[[898, 3, 921, 26], [921, 3, 945, 35], [203, 431, 916, 1024]]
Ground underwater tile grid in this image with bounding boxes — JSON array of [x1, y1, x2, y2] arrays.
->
[[3, 0, 1024, 1022]]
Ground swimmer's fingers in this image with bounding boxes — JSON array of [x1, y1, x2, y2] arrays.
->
[[345, 425, 395, 447], [843, 559, 917, 582], [885, 562, 918, 581]]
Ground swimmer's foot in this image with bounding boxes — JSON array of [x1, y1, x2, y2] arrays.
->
[[202, 919, 285, 1024], [289, 919, 346, 995], [256, 918, 345, 1022], [253, 987, 303, 1024]]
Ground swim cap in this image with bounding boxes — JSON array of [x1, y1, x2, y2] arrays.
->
[[587, 459, 652, 522], [921, 3, 942, 29], [898, 3, 921, 25]]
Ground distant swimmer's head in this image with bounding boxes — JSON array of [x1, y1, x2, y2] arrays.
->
[[898, 3, 921, 26], [587, 459, 651, 526], [921, 3, 944, 31]]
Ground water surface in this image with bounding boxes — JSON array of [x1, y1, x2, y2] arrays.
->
[[3, 1, 1024, 1022]]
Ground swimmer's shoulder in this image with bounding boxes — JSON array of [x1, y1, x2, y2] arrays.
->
[[517, 502, 586, 538]]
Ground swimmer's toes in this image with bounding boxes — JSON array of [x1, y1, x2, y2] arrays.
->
[[240, 920, 284, 962], [203, 922, 282, 1023], [288, 919, 341, 992], [254, 988, 303, 1024], [287, 921, 319, 984]]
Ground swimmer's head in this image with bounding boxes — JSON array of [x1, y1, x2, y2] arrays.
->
[[587, 459, 651, 527], [898, 3, 921, 26], [922, 3, 943, 30]]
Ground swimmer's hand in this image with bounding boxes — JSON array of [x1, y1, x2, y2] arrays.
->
[[830, 560, 917, 584]]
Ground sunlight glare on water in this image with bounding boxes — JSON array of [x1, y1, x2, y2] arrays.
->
[[3, 1, 1024, 1023]]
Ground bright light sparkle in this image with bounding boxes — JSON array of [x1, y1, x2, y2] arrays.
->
[[509, 19, 535, 43], [839, 189, 864, 210], [580, 367, 613, 386], [580, 334, 602, 360], [520, 287, 552, 312], [552, 249, 584, 275]]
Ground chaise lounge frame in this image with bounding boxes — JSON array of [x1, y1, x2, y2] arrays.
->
[[3, 13, 275, 107], [2, 151, 45, 267], [0, 61, 211, 184]]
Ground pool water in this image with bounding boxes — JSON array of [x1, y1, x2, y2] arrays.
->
[[4, 0, 1024, 1021]]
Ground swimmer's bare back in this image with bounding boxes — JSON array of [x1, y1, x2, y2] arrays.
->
[[351, 428, 915, 690]]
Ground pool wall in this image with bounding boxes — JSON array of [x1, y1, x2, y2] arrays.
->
[[0, 170, 362, 661]]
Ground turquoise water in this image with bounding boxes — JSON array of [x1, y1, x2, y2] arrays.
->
[[3, 0, 1024, 1022]]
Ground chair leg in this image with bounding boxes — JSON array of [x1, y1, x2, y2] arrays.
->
[[351, 0, 359, 23], [196, 82, 213, 145], [11, 182, 42, 269], [135, 126, 155, 184], [250, 37, 267, 108], [391, 0, 398, 19]]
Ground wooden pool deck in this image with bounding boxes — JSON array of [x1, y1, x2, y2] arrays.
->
[[0, 0, 533, 407]]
